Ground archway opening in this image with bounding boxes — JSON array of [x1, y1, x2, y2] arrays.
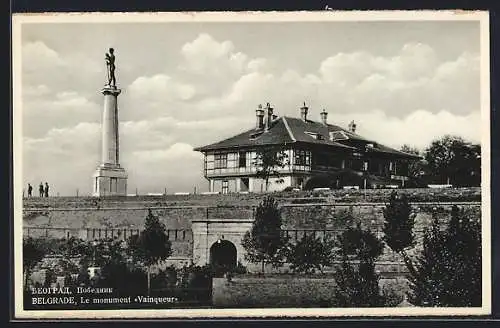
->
[[209, 239, 237, 276]]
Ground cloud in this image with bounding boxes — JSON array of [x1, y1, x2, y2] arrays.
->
[[131, 142, 200, 162], [126, 142, 204, 194], [202, 42, 480, 119], [22, 84, 51, 98], [128, 74, 196, 101], [22, 41, 65, 72], [329, 109, 481, 150], [21, 40, 102, 101], [177, 33, 267, 98], [22, 90, 101, 138], [22, 122, 101, 196], [180, 33, 250, 73]]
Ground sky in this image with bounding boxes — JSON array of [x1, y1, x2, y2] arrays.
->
[[19, 19, 483, 196]]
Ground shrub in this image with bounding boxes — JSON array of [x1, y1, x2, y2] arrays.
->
[[241, 196, 288, 272], [333, 225, 385, 307], [233, 261, 247, 274], [288, 234, 335, 274], [380, 279, 406, 307]]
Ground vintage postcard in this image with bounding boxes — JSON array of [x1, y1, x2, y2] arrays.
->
[[12, 11, 491, 319]]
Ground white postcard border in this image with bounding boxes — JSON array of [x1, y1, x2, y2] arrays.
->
[[12, 10, 492, 320]]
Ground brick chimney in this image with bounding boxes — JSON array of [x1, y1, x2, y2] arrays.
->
[[255, 104, 264, 129], [320, 109, 328, 125], [265, 103, 273, 132], [300, 102, 308, 122], [348, 120, 357, 133]]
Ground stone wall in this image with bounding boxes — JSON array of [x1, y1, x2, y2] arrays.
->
[[23, 195, 481, 266], [212, 277, 338, 308]]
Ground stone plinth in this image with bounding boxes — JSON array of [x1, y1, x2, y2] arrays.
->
[[93, 163, 128, 197]]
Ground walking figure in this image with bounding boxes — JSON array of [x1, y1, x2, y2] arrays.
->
[[44, 182, 49, 198], [39, 182, 44, 197], [27, 183, 33, 198]]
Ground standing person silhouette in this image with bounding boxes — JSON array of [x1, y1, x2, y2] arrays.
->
[[105, 48, 116, 87], [44, 182, 49, 198], [27, 183, 33, 198], [39, 182, 44, 197]]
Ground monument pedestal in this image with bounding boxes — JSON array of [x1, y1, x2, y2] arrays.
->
[[93, 164, 128, 197]]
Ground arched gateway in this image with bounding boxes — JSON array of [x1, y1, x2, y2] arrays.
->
[[210, 240, 237, 269], [191, 218, 254, 266]]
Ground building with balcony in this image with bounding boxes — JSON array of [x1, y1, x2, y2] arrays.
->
[[194, 103, 420, 193]]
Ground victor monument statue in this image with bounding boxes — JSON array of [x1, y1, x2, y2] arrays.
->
[[105, 47, 116, 87]]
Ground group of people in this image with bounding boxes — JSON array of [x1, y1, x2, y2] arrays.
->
[[26, 182, 50, 198]]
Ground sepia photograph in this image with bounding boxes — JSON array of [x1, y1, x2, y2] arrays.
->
[[12, 11, 491, 319]]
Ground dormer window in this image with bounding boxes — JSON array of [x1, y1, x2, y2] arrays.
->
[[305, 131, 324, 140], [329, 131, 349, 141]]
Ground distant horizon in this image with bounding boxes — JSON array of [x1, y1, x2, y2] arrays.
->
[[19, 18, 483, 196]]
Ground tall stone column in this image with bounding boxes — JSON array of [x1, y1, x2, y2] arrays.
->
[[93, 85, 128, 197], [101, 86, 121, 165]]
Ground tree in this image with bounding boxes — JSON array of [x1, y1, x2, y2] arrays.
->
[[128, 209, 172, 295], [424, 135, 481, 186], [333, 225, 385, 307], [338, 223, 384, 260], [253, 146, 289, 191], [23, 237, 47, 289], [400, 145, 427, 181], [288, 233, 335, 274], [443, 206, 481, 306], [241, 196, 288, 272], [382, 191, 417, 277], [408, 214, 450, 306], [409, 206, 481, 306]]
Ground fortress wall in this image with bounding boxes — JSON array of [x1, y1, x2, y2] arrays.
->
[[23, 195, 481, 263]]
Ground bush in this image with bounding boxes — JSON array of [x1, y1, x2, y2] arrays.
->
[[178, 265, 213, 302], [333, 225, 385, 307], [381, 279, 406, 307], [151, 266, 178, 290], [233, 261, 247, 274], [288, 234, 334, 274]]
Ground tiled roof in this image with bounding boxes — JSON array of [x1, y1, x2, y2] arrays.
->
[[194, 116, 420, 159], [193, 117, 295, 151]]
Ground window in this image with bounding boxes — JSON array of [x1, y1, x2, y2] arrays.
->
[[110, 177, 117, 193], [214, 153, 228, 169], [295, 150, 311, 166], [329, 131, 349, 141], [239, 151, 246, 167], [313, 152, 343, 168], [222, 180, 229, 194], [347, 159, 363, 171], [305, 131, 324, 140]]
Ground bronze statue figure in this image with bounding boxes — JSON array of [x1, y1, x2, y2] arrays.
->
[[105, 48, 116, 87]]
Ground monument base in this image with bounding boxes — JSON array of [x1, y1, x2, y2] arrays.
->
[[92, 164, 128, 197]]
